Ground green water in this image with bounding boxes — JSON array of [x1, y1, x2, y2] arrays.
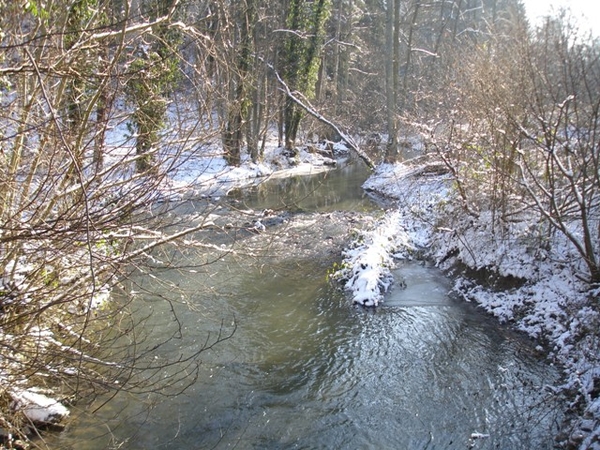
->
[[48, 163, 564, 450]]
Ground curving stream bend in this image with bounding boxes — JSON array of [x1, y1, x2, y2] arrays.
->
[[49, 162, 564, 450]]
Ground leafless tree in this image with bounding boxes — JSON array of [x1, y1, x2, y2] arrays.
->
[[428, 9, 600, 285], [0, 0, 238, 445]]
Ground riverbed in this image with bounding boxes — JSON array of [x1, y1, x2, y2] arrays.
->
[[48, 161, 564, 449]]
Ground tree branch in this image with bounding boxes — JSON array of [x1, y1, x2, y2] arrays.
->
[[264, 60, 376, 170]]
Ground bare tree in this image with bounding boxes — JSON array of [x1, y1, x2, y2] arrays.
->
[[0, 0, 237, 445], [517, 17, 600, 283], [429, 9, 600, 285], [384, 0, 400, 161]]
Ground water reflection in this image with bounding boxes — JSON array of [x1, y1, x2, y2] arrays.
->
[[89, 261, 560, 449], [228, 161, 378, 213]]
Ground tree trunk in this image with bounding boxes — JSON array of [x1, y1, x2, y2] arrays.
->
[[224, 0, 256, 166], [401, 0, 420, 113], [282, 0, 331, 151], [384, 0, 399, 162]]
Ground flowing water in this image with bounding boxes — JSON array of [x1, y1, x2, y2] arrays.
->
[[49, 161, 564, 449]]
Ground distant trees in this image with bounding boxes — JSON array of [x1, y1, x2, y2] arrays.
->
[[205, 0, 335, 162], [366, 0, 529, 165], [384, 0, 401, 161]]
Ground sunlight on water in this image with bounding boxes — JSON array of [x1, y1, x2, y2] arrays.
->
[[385, 261, 452, 307], [46, 165, 564, 450]]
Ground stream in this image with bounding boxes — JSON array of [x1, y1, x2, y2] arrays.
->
[[49, 161, 564, 449]]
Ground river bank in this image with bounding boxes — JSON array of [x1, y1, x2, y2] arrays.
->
[[335, 154, 600, 449]]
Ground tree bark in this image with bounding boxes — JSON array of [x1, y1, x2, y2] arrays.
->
[[384, 0, 399, 162]]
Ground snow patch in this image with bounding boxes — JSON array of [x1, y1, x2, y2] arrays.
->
[[10, 389, 69, 424], [335, 161, 450, 306]]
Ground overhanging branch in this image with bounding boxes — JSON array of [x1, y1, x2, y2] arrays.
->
[[264, 61, 376, 170]]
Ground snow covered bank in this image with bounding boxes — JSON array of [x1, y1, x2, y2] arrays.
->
[[10, 389, 70, 425], [333, 159, 450, 306], [432, 208, 600, 449], [155, 136, 344, 201], [338, 157, 600, 449], [0, 388, 70, 447]]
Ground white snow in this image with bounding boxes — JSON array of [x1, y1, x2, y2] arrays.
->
[[154, 134, 341, 201], [337, 211, 401, 306], [10, 389, 69, 424], [334, 160, 450, 306]]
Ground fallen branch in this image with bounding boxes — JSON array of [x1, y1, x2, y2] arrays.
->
[[265, 61, 376, 170]]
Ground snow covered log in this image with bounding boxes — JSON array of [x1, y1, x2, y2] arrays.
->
[[10, 389, 70, 426]]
